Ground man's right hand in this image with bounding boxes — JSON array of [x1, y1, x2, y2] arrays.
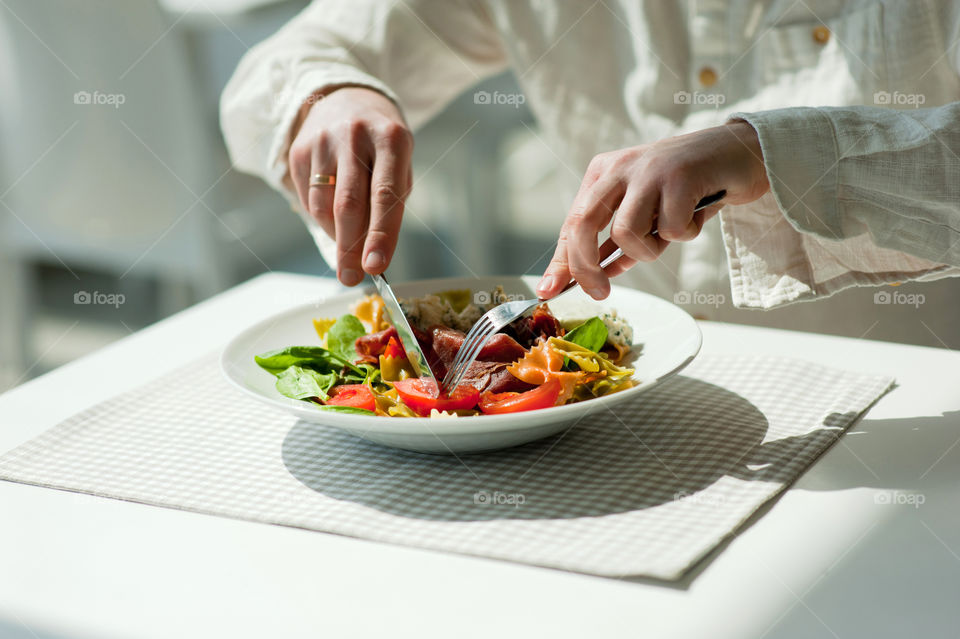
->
[[288, 87, 413, 286]]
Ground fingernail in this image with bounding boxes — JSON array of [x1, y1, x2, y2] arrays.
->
[[364, 250, 385, 271], [340, 268, 362, 286], [537, 275, 555, 294]]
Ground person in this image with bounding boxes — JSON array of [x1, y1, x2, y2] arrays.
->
[[221, 0, 960, 343]]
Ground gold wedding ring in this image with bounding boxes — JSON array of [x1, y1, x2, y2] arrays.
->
[[309, 174, 336, 187]]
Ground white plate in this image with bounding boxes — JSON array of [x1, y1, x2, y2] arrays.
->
[[221, 275, 701, 454]]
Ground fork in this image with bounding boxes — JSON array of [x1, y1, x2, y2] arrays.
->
[[439, 190, 725, 394]]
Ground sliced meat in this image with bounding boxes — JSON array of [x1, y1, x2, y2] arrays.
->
[[505, 304, 564, 347], [480, 333, 527, 362], [356, 323, 447, 374], [355, 325, 399, 360], [484, 366, 535, 393], [429, 326, 464, 368], [430, 326, 525, 368], [457, 360, 500, 392], [427, 326, 530, 392], [458, 361, 534, 394], [412, 324, 433, 350]]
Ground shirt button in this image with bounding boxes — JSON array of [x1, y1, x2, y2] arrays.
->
[[698, 67, 718, 87], [812, 25, 830, 44]]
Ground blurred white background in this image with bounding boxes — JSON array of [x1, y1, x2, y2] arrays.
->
[[0, 0, 567, 392]]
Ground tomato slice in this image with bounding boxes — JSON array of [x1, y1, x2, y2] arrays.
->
[[478, 378, 563, 414], [383, 336, 406, 360], [391, 378, 480, 416], [325, 384, 376, 412]]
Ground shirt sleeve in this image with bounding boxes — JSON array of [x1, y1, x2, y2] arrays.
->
[[720, 104, 960, 309], [219, 0, 507, 198]]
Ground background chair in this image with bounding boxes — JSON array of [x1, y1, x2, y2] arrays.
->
[[0, 0, 306, 383]]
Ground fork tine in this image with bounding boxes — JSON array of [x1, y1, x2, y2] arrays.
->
[[443, 341, 481, 393], [458, 319, 489, 354], [442, 340, 477, 391], [441, 332, 480, 390], [440, 295, 544, 394], [465, 315, 493, 343], [442, 322, 493, 392], [447, 316, 492, 373], [452, 328, 494, 380], [443, 323, 499, 392]]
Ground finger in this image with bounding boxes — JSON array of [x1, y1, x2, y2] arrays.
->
[[363, 125, 412, 274], [538, 155, 611, 299], [598, 237, 639, 279], [610, 186, 669, 263], [656, 183, 701, 242], [567, 177, 625, 299], [538, 230, 572, 298], [307, 132, 336, 238], [697, 201, 725, 228], [333, 145, 371, 286], [288, 141, 312, 216]]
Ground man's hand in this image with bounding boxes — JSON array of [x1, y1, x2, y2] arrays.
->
[[287, 87, 413, 286], [537, 120, 770, 300]]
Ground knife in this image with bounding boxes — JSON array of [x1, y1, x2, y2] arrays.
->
[[300, 216, 438, 383], [370, 273, 438, 383]]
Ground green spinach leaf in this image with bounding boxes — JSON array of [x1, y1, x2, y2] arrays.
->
[[254, 346, 344, 376], [564, 317, 608, 353], [275, 365, 337, 401], [326, 314, 367, 363], [255, 342, 364, 377]]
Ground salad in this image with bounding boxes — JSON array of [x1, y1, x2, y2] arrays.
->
[[254, 288, 637, 417]]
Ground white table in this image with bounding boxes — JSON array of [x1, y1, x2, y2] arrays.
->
[[1, 273, 957, 638]]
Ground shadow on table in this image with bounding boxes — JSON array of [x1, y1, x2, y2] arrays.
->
[[645, 408, 960, 589], [793, 410, 960, 491], [282, 376, 859, 523]]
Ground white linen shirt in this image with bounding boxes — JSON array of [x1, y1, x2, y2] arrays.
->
[[221, 0, 960, 318]]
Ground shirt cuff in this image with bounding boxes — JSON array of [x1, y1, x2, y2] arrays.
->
[[720, 194, 960, 309], [731, 107, 843, 239], [722, 108, 958, 308]]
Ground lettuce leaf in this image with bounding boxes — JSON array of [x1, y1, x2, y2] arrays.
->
[[326, 314, 367, 362], [254, 346, 352, 375], [564, 317, 608, 353], [275, 365, 337, 401]]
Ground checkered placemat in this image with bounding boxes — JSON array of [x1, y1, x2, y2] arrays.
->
[[0, 353, 893, 580]]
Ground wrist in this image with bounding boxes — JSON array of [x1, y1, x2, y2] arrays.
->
[[726, 118, 770, 199], [289, 84, 382, 142]]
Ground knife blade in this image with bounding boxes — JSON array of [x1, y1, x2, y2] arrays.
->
[[370, 273, 437, 383], [300, 215, 437, 383]]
